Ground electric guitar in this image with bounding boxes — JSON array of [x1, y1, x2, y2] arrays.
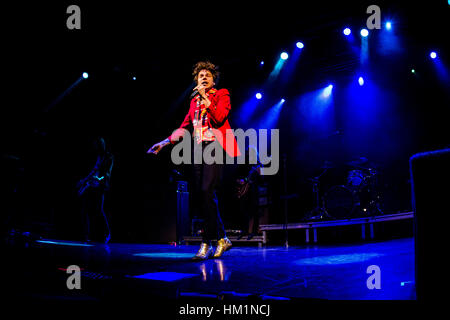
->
[[236, 179, 250, 199], [77, 175, 105, 196], [236, 165, 262, 199]]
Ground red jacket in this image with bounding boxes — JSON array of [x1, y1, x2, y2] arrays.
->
[[168, 88, 241, 157]]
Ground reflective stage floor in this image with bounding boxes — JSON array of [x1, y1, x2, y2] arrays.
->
[[3, 236, 416, 305]]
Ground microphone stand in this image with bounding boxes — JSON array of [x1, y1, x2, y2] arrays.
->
[[305, 167, 331, 220], [282, 154, 289, 248]]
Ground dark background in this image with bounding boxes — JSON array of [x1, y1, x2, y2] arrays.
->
[[2, 1, 449, 242]]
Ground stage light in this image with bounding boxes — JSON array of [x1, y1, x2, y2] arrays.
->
[[132, 76, 136, 80], [360, 29, 369, 37], [256, 93, 262, 100], [343, 28, 351, 36], [133, 253, 194, 259], [36, 240, 94, 247], [385, 21, 392, 30], [296, 42, 304, 49], [294, 253, 384, 265], [411, 69, 415, 74], [131, 271, 198, 282], [260, 61, 264, 65], [430, 51, 437, 59], [257, 99, 285, 129], [358, 76, 364, 86], [322, 84, 333, 98], [82, 72, 89, 79], [280, 52, 289, 60]]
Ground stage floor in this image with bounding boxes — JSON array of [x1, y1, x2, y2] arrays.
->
[[3, 237, 416, 303]]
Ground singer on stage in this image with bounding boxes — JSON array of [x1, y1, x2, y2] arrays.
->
[[147, 61, 241, 260]]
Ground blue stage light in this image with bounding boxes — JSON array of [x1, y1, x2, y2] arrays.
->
[[131, 272, 198, 282], [133, 253, 194, 259], [360, 29, 369, 37], [256, 99, 285, 129], [343, 28, 351, 36], [256, 93, 262, 100], [260, 61, 264, 65], [132, 76, 136, 80], [322, 84, 333, 98], [430, 51, 437, 59], [385, 21, 392, 30], [82, 72, 89, 79], [36, 239, 94, 247], [296, 42, 304, 49], [280, 52, 289, 60], [294, 253, 384, 265], [358, 76, 364, 86]]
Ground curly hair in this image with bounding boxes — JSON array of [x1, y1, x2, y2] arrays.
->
[[192, 61, 220, 84]]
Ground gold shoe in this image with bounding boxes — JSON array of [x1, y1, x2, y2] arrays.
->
[[192, 243, 213, 260], [213, 237, 232, 258]]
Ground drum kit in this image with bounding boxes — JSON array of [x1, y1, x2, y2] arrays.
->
[[305, 157, 384, 220]]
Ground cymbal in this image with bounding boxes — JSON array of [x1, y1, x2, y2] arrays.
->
[[320, 160, 334, 169], [346, 157, 368, 166], [346, 157, 382, 170]]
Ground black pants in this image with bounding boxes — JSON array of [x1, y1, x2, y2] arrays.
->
[[193, 142, 226, 243], [81, 187, 111, 242]]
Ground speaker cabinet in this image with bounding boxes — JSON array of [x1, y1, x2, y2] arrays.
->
[[157, 180, 190, 243], [410, 148, 450, 302]]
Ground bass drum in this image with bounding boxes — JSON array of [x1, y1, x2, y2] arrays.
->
[[324, 185, 356, 219]]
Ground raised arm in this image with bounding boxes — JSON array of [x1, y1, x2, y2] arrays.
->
[[147, 110, 191, 155]]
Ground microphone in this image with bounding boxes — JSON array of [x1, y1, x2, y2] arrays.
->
[[190, 89, 199, 99]]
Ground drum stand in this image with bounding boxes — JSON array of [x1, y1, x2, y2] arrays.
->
[[366, 191, 384, 216], [360, 173, 384, 217], [305, 175, 331, 221]]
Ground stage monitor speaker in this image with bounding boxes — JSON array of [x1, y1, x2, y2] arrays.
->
[[410, 148, 450, 302]]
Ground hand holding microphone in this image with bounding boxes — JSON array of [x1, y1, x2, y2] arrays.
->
[[191, 83, 207, 100]]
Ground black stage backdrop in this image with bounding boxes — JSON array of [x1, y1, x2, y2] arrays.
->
[[2, 1, 449, 242]]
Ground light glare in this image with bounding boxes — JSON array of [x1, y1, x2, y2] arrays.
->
[[358, 76, 364, 86]]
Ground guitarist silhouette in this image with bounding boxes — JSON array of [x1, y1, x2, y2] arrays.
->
[[235, 145, 262, 240], [77, 137, 114, 243]]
